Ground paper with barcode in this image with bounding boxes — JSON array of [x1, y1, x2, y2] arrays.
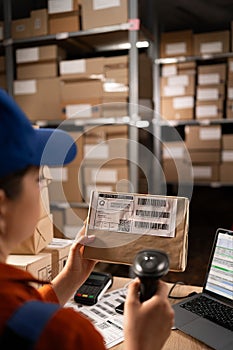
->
[[88, 191, 177, 237], [65, 287, 126, 349]]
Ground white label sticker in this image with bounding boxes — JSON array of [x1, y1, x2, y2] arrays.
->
[[84, 144, 109, 159], [91, 169, 118, 183], [173, 96, 194, 109], [198, 73, 220, 85], [222, 151, 233, 162], [196, 105, 218, 118], [60, 59, 86, 74], [13, 80, 37, 95], [200, 41, 223, 54], [93, 0, 120, 10], [197, 88, 219, 101], [16, 47, 39, 63], [161, 65, 177, 77], [65, 104, 92, 118], [163, 86, 185, 97], [48, 0, 73, 14], [193, 166, 212, 178], [163, 147, 184, 159], [228, 88, 233, 99], [168, 75, 189, 86], [199, 127, 221, 140], [165, 42, 186, 56]]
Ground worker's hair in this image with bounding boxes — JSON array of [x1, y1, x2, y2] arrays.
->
[[0, 166, 32, 199]]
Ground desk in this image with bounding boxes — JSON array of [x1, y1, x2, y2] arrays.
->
[[108, 277, 211, 350]]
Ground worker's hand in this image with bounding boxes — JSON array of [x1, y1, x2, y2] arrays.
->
[[124, 279, 174, 350]]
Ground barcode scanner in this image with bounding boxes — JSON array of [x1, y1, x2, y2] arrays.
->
[[132, 249, 169, 302]]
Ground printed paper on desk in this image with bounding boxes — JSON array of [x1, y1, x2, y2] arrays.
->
[[83, 191, 189, 272]]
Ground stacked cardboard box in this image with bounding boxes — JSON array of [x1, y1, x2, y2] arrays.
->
[[48, 0, 80, 34], [0, 56, 7, 90], [82, 125, 129, 202], [193, 30, 230, 56], [160, 30, 193, 58], [220, 134, 233, 183], [185, 125, 221, 183], [226, 58, 233, 119], [196, 64, 226, 120], [160, 61, 196, 120], [13, 45, 66, 121]]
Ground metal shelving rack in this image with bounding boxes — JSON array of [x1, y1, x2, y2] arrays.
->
[[1, 0, 154, 195]]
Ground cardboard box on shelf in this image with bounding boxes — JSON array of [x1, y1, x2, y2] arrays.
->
[[193, 30, 230, 55], [185, 125, 221, 150], [226, 99, 233, 119], [0, 74, 7, 90], [31, 8, 48, 37], [83, 164, 129, 186], [0, 56, 5, 73], [14, 77, 61, 121], [220, 163, 233, 183], [160, 30, 193, 58], [221, 150, 233, 162], [160, 75, 195, 97], [11, 17, 32, 39], [17, 61, 58, 80], [197, 64, 226, 85], [48, 0, 79, 14], [189, 150, 221, 163], [161, 96, 194, 120], [43, 238, 72, 278], [0, 21, 3, 40], [7, 253, 52, 286], [162, 158, 192, 183], [222, 134, 233, 149], [60, 57, 104, 80], [48, 165, 83, 203], [81, 0, 128, 30], [49, 10, 80, 34], [16, 45, 66, 64], [195, 99, 224, 120], [161, 61, 196, 77], [61, 98, 102, 119], [104, 55, 128, 70], [60, 80, 103, 101], [192, 164, 219, 183], [196, 84, 225, 101], [227, 58, 233, 80], [227, 79, 233, 100]]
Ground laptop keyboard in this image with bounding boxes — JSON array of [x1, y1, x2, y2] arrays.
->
[[180, 295, 233, 332]]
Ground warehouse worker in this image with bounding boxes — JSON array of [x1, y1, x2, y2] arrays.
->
[[0, 88, 174, 350]]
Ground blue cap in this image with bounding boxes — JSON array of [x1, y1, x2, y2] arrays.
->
[[0, 89, 77, 178]]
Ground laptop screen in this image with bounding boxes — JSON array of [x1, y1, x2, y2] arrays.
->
[[204, 229, 233, 301]]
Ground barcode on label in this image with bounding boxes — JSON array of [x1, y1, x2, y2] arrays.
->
[[136, 210, 170, 218], [134, 221, 169, 230], [138, 198, 167, 207]]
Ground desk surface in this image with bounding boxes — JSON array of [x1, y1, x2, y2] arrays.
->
[[108, 277, 211, 350]]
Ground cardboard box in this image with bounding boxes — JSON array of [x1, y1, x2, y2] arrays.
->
[[0, 74, 7, 90], [0, 56, 5, 73], [227, 79, 233, 100], [16, 45, 66, 64], [81, 0, 128, 30], [162, 159, 192, 183], [193, 30, 230, 55], [160, 75, 195, 97], [84, 191, 189, 272], [226, 99, 233, 119], [185, 125, 221, 150], [60, 80, 103, 101], [189, 151, 220, 163], [220, 163, 233, 183], [222, 134, 233, 149], [11, 214, 53, 255], [192, 164, 219, 182], [83, 164, 128, 185], [160, 30, 193, 58], [43, 238, 72, 278], [11, 18, 32, 39], [17, 61, 58, 80], [197, 64, 226, 85], [222, 150, 233, 162], [196, 84, 225, 101], [61, 98, 102, 119], [161, 96, 194, 120], [0, 21, 3, 40], [195, 99, 224, 120], [48, 165, 83, 203], [48, 0, 79, 14], [102, 97, 128, 118], [104, 55, 128, 70], [14, 78, 61, 121], [31, 9, 48, 37], [7, 253, 52, 286], [161, 61, 196, 77], [60, 57, 104, 80], [49, 10, 80, 34], [227, 58, 233, 80]]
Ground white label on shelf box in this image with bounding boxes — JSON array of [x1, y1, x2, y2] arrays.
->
[[173, 96, 194, 109], [222, 151, 233, 162], [199, 127, 221, 140], [91, 169, 118, 183], [228, 88, 233, 99], [161, 64, 177, 77], [163, 147, 184, 159], [65, 104, 92, 118], [193, 166, 212, 178], [198, 73, 220, 85], [48, 0, 73, 14], [163, 86, 185, 97], [200, 41, 223, 54], [196, 105, 218, 118], [60, 59, 86, 74], [197, 88, 219, 101], [167, 75, 189, 86], [165, 42, 186, 56], [16, 47, 39, 63], [84, 144, 109, 159], [93, 0, 120, 10], [13, 80, 37, 95], [49, 167, 68, 181]]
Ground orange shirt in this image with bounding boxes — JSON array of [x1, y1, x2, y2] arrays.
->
[[0, 263, 106, 350]]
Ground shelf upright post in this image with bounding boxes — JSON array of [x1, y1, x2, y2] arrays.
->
[[3, 0, 14, 96], [128, 0, 139, 193]]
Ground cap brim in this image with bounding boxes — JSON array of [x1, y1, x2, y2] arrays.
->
[[34, 128, 77, 167]]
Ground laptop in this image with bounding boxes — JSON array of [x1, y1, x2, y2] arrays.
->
[[173, 228, 233, 350]]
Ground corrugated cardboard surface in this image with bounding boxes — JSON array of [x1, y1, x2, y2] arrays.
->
[[84, 195, 189, 272]]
